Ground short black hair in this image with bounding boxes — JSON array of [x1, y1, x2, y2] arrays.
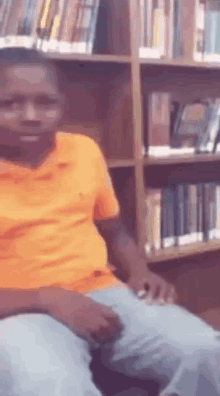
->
[[0, 47, 65, 91]]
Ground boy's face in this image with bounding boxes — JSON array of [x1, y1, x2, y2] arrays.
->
[[0, 63, 64, 147]]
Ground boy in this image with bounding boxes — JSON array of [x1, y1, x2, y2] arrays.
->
[[0, 47, 219, 396]]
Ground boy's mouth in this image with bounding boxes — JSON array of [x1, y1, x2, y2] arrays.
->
[[19, 135, 40, 142]]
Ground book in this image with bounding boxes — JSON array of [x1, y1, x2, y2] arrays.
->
[[165, 0, 174, 58], [172, 0, 182, 58], [181, 184, 198, 245], [196, 98, 220, 154], [196, 183, 203, 242], [203, 183, 210, 241], [139, 0, 166, 59], [203, 0, 220, 63], [57, 0, 101, 54], [144, 187, 162, 254], [147, 92, 171, 157], [171, 100, 214, 155], [0, 0, 101, 54], [215, 184, 220, 239], [152, 0, 166, 56], [144, 190, 153, 255], [208, 182, 217, 240], [151, 188, 162, 251], [174, 184, 185, 246], [194, 0, 205, 62], [161, 186, 175, 248]]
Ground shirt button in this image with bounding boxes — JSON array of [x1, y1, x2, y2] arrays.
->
[[94, 270, 102, 277]]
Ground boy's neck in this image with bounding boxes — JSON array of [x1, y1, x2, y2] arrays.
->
[[0, 135, 56, 169]]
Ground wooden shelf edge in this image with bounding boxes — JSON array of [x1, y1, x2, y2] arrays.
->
[[140, 57, 220, 70], [107, 159, 135, 168], [45, 53, 131, 64], [148, 240, 220, 265], [144, 153, 220, 166]]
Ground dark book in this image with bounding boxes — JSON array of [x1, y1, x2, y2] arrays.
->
[[174, 184, 185, 246], [161, 187, 175, 249]]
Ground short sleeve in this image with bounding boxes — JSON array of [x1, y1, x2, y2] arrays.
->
[[93, 144, 120, 220]]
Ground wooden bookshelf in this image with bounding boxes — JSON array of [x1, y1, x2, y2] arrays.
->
[[148, 240, 220, 265], [144, 153, 220, 166], [45, 0, 220, 271], [46, 52, 131, 64]]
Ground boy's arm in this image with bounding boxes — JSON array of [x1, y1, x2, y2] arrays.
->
[[0, 288, 50, 319], [95, 217, 177, 303]]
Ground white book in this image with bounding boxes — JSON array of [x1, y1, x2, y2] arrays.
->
[[194, 0, 205, 62], [215, 185, 220, 239]]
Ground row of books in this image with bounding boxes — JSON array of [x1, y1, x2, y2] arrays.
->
[[139, 0, 220, 64], [0, 0, 100, 54], [144, 92, 220, 157], [145, 182, 220, 255], [195, 0, 220, 63]]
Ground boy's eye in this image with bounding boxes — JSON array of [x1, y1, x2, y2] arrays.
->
[[0, 99, 21, 108], [36, 97, 59, 106]]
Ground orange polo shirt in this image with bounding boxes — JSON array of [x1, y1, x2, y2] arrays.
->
[[0, 132, 119, 293]]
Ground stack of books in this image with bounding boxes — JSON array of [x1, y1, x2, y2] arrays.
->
[[0, 0, 101, 54], [145, 91, 220, 157], [145, 182, 220, 255], [139, 0, 220, 64]]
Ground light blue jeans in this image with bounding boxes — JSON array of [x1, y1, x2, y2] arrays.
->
[[1, 282, 220, 396]]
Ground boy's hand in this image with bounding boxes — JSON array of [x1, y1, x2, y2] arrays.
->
[[127, 270, 177, 305], [39, 288, 123, 346]]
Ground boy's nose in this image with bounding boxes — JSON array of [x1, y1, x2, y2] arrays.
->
[[22, 101, 38, 120]]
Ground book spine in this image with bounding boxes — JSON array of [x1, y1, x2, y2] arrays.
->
[[194, 0, 205, 61], [148, 92, 171, 156], [152, 0, 165, 56], [209, 182, 217, 240], [203, 183, 210, 241], [151, 189, 162, 251], [189, 184, 198, 242], [144, 191, 153, 255], [139, 0, 145, 48], [161, 186, 175, 248], [172, 0, 181, 58], [174, 184, 185, 246], [215, 184, 220, 239], [180, 183, 197, 245], [196, 183, 203, 241], [166, 0, 174, 58]]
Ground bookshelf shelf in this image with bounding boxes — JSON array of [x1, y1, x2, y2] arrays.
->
[[46, 53, 132, 64], [144, 154, 220, 166], [148, 240, 220, 265], [107, 159, 135, 168], [140, 57, 220, 70]]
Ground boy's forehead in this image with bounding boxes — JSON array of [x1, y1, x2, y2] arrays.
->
[[0, 63, 58, 89]]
